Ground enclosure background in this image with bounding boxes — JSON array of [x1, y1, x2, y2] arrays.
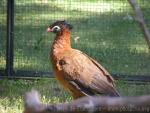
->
[[0, 0, 150, 76]]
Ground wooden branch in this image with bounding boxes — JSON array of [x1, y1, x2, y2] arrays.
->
[[128, 0, 150, 49], [23, 90, 150, 113]]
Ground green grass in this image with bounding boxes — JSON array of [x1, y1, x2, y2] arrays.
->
[[0, 0, 150, 75], [0, 79, 150, 113], [0, 79, 71, 113]]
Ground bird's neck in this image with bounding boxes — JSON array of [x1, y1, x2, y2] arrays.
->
[[51, 29, 71, 58]]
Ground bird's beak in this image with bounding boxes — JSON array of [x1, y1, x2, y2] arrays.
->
[[46, 27, 52, 32]]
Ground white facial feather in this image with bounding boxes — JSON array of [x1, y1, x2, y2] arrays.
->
[[52, 25, 61, 31]]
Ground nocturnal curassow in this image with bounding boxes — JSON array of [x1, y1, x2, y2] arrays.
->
[[47, 20, 120, 99]]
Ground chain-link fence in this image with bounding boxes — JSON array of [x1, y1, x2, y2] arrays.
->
[[0, 0, 150, 77]]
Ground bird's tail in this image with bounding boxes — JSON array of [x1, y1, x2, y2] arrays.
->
[[110, 89, 121, 97]]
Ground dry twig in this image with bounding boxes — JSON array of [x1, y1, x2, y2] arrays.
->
[[23, 90, 150, 113], [128, 0, 150, 49]]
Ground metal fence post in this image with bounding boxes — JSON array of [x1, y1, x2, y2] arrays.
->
[[6, 0, 14, 77]]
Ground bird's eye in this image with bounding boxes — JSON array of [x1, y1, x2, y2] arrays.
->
[[52, 26, 61, 32]]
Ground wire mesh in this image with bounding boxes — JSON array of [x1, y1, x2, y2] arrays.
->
[[0, 0, 7, 70], [1, 0, 150, 76]]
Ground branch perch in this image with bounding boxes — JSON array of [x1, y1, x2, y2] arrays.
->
[[128, 0, 150, 49], [23, 90, 150, 113]]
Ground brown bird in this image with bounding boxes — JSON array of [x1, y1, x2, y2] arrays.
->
[[47, 20, 120, 99]]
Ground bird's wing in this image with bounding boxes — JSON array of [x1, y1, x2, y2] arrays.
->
[[78, 50, 115, 86], [58, 49, 120, 97]]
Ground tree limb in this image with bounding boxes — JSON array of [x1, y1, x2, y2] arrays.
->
[[128, 0, 150, 49], [23, 90, 150, 113]]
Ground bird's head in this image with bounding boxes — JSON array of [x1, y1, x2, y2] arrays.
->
[[47, 20, 73, 34]]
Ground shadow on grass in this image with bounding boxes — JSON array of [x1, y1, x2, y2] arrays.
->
[[0, 0, 150, 75], [0, 79, 150, 100], [6, 12, 149, 75], [0, 79, 150, 113], [0, 78, 71, 102]]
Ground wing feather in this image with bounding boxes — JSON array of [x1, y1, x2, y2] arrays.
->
[[59, 49, 120, 97]]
